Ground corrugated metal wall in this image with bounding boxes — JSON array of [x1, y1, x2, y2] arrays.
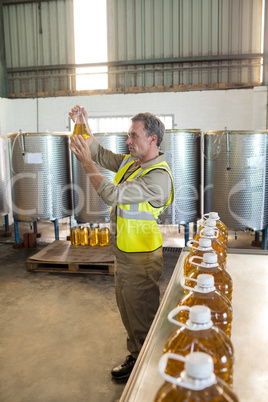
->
[[107, 0, 264, 90], [3, 0, 75, 96], [2, 0, 265, 97]]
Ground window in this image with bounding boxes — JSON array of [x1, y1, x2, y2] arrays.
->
[[73, 0, 108, 90]]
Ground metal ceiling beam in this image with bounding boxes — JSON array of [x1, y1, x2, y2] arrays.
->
[[3, 0, 56, 5], [6, 53, 263, 73]]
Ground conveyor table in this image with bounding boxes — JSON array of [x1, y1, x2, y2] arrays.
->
[[120, 249, 268, 402]]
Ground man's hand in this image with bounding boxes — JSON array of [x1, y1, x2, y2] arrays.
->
[[70, 134, 92, 168], [69, 104, 89, 123]]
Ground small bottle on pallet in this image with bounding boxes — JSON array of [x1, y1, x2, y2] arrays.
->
[[89, 224, 99, 246]]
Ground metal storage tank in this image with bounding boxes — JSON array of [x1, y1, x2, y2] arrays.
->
[[204, 130, 268, 231], [159, 129, 201, 224], [0, 136, 9, 216], [8, 132, 72, 221], [72, 132, 128, 223]]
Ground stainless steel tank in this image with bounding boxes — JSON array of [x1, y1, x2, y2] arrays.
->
[[72, 132, 128, 223], [8, 132, 72, 221], [204, 130, 268, 230], [159, 129, 201, 224], [0, 136, 9, 215]]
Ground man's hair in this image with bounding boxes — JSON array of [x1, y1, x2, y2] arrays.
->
[[131, 112, 165, 147]]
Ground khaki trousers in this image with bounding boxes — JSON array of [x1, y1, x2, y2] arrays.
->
[[114, 248, 163, 359]]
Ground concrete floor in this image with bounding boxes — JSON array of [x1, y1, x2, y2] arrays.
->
[[0, 221, 181, 402], [0, 220, 266, 402]]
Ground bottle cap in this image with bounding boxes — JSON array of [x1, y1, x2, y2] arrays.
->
[[198, 238, 212, 248], [196, 273, 215, 288], [209, 212, 220, 220], [202, 227, 215, 237], [189, 305, 211, 324], [158, 352, 215, 389], [185, 352, 214, 379], [203, 253, 218, 264], [205, 218, 217, 228]]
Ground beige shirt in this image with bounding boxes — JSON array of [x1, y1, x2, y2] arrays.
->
[[90, 137, 173, 257]]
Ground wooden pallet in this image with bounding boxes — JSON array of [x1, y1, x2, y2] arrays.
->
[[26, 240, 115, 275]]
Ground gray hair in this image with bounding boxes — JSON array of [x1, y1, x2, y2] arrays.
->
[[131, 112, 165, 147]]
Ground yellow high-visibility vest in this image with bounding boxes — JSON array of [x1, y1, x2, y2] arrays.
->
[[113, 155, 174, 252]]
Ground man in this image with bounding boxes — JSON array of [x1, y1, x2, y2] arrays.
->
[[69, 106, 174, 379]]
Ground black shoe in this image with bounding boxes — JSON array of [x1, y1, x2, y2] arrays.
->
[[111, 355, 136, 379]]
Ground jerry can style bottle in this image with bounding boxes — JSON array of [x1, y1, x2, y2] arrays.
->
[[72, 107, 91, 139], [203, 211, 228, 239], [196, 218, 228, 247], [164, 304, 234, 385], [154, 352, 239, 401], [179, 273, 233, 337], [187, 253, 233, 302], [184, 237, 226, 278], [198, 226, 227, 261]]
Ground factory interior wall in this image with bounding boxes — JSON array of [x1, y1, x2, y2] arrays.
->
[[0, 86, 267, 226], [0, 86, 267, 136]]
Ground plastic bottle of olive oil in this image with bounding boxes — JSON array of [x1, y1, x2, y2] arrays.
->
[[154, 352, 239, 401], [198, 226, 227, 261], [163, 305, 234, 385], [186, 253, 233, 302], [89, 224, 99, 246], [78, 225, 89, 246], [196, 218, 228, 247], [184, 238, 226, 277], [203, 212, 228, 239], [179, 273, 233, 337], [99, 225, 110, 246]]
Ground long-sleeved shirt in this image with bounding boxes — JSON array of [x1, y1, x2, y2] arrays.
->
[[89, 137, 173, 257]]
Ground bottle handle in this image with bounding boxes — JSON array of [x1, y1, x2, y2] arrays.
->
[[158, 353, 186, 385], [180, 276, 198, 292], [167, 306, 191, 327], [186, 239, 198, 250], [188, 255, 203, 267]]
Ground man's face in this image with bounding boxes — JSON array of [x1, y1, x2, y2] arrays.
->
[[126, 120, 153, 159]]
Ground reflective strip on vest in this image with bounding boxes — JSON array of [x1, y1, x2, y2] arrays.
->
[[118, 155, 136, 171], [117, 206, 156, 221]]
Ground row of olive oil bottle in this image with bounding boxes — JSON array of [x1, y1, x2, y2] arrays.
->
[[70, 224, 110, 247], [154, 212, 240, 401]]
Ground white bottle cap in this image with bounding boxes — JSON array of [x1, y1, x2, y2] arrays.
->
[[202, 227, 215, 236], [205, 218, 217, 228], [209, 212, 220, 220], [189, 305, 211, 324], [196, 273, 215, 287], [185, 352, 214, 379], [203, 253, 218, 264], [198, 238, 212, 248]]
